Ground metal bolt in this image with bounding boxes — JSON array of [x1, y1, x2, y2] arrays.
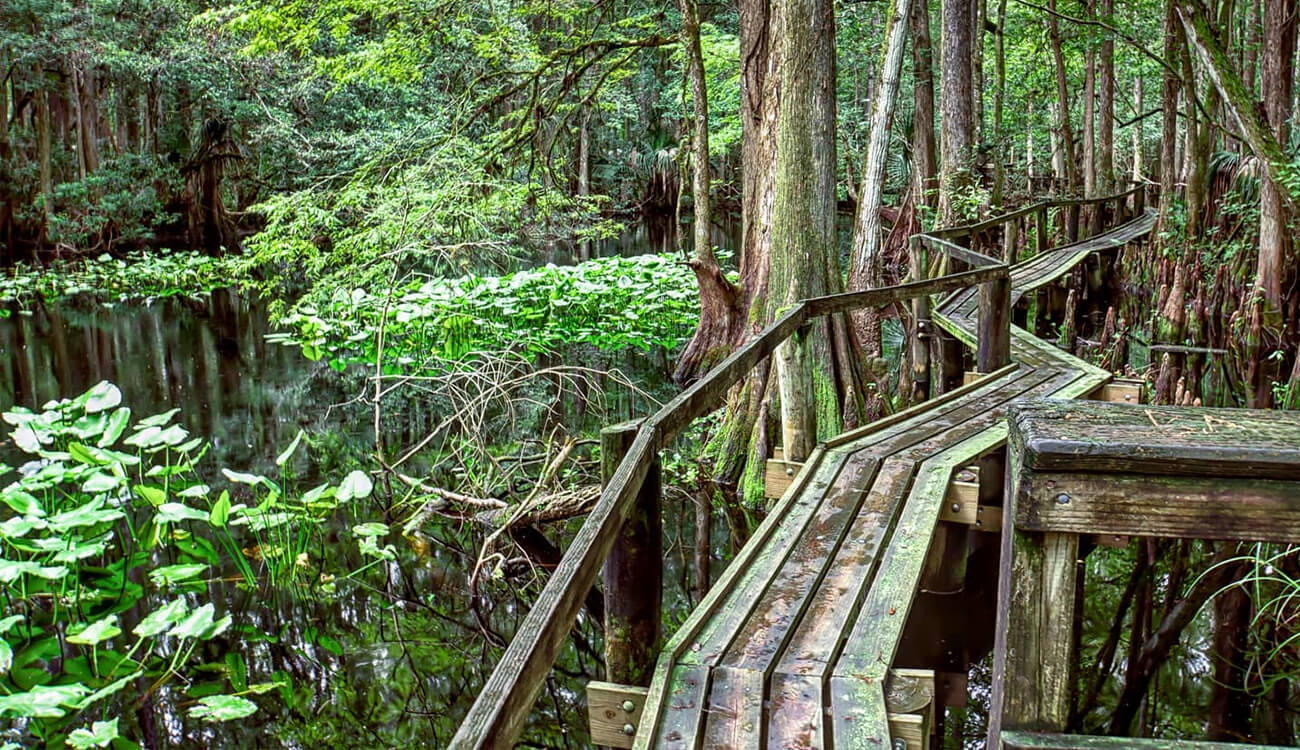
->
[[893, 739, 908, 750], [785, 467, 795, 477], [622, 700, 636, 713], [1056, 493, 1071, 504], [622, 723, 636, 736], [950, 503, 960, 513]]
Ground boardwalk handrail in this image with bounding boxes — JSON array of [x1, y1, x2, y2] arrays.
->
[[449, 263, 1010, 749]]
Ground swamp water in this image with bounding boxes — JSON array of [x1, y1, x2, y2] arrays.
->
[[0, 221, 730, 748]]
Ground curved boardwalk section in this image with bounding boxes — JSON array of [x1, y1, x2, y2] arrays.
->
[[635, 210, 1157, 750]]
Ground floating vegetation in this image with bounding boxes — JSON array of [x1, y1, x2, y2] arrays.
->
[[0, 251, 246, 311], [269, 252, 709, 373]]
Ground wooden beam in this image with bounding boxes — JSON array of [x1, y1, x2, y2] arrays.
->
[[1088, 379, 1142, 404], [587, 682, 648, 748], [939, 479, 980, 524], [764, 457, 804, 499], [887, 712, 930, 750], [1016, 472, 1300, 544]]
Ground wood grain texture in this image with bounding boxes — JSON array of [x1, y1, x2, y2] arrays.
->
[[1011, 399, 1300, 479], [699, 666, 763, 750], [1017, 472, 1300, 543]]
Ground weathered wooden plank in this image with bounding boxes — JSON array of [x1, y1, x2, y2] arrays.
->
[[653, 664, 710, 750], [1011, 399, 1300, 480], [699, 667, 763, 749], [767, 673, 827, 749], [772, 458, 915, 678], [680, 453, 850, 667], [450, 427, 657, 750], [1017, 472, 1300, 544], [887, 712, 929, 750], [920, 235, 1005, 267], [1000, 731, 1298, 750], [588, 682, 649, 748], [834, 426, 1010, 681], [978, 274, 1013, 372], [720, 454, 880, 671], [633, 447, 832, 750], [829, 673, 891, 750]]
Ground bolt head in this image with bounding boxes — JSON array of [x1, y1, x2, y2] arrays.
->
[[622, 723, 636, 736], [951, 502, 960, 513], [785, 467, 795, 477], [622, 700, 636, 713], [1056, 493, 1071, 504]]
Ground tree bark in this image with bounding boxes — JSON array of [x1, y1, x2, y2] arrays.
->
[[1157, 0, 1182, 241], [939, 0, 975, 223], [848, 0, 914, 357], [1083, 11, 1097, 197], [912, 0, 940, 210], [1098, 0, 1115, 192], [1048, 0, 1079, 190]]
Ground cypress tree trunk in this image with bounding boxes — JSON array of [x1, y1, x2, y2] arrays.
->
[[1098, 0, 1115, 192], [1158, 0, 1181, 241], [939, 0, 974, 224], [912, 0, 939, 210], [1048, 0, 1079, 190]]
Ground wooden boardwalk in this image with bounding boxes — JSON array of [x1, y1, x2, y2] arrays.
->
[[633, 210, 1158, 749]]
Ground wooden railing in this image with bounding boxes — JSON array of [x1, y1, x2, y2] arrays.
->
[[450, 180, 1159, 749], [449, 263, 1012, 749]]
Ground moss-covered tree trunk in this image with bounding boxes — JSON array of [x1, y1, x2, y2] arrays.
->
[[679, 0, 865, 506], [939, 0, 974, 224]]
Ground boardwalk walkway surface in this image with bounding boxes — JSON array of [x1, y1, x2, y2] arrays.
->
[[634, 210, 1158, 750]]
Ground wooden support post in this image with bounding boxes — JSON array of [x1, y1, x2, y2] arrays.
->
[[909, 236, 931, 403], [601, 421, 662, 687], [978, 274, 1012, 372], [933, 328, 964, 395], [1133, 181, 1145, 214], [1066, 204, 1080, 243], [587, 682, 648, 748], [1003, 218, 1018, 265], [1036, 208, 1049, 254]]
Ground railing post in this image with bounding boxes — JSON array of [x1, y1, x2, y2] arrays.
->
[[978, 271, 1012, 373], [908, 236, 931, 403], [1036, 207, 1049, 255], [1066, 204, 1080, 243], [601, 421, 661, 686], [1002, 217, 1018, 265], [1134, 181, 1146, 214]]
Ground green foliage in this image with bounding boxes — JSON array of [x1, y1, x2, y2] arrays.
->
[[267, 252, 702, 373], [0, 251, 246, 308], [0, 382, 388, 745]]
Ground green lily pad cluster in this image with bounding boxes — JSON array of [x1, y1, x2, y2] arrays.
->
[[0, 251, 246, 312], [267, 252, 706, 374], [0, 382, 381, 747]]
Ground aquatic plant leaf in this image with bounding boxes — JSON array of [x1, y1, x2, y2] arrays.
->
[[221, 468, 271, 487], [66, 718, 119, 749], [157, 424, 189, 447], [149, 564, 208, 586], [0, 683, 90, 718], [352, 522, 388, 537], [134, 599, 188, 637], [337, 470, 372, 501], [11, 425, 41, 454], [155, 503, 209, 524], [0, 616, 22, 635], [136, 408, 180, 428], [0, 559, 68, 583], [71, 672, 139, 710], [175, 437, 204, 453], [80, 472, 121, 493], [31, 534, 110, 562], [178, 484, 210, 499], [276, 430, 306, 466], [1, 489, 43, 517], [188, 694, 257, 722], [168, 603, 230, 640], [123, 426, 163, 448], [67, 615, 121, 646], [133, 485, 166, 507], [98, 408, 131, 447], [0, 516, 46, 538], [82, 382, 122, 414], [70, 415, 107, 441], [209, 490, 230, 528], [49, 498, 124, 530], [0, 639, 10, 675], [67, 443, 102, 466]]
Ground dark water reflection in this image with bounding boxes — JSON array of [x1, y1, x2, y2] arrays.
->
[[0, 224, 705, 746]]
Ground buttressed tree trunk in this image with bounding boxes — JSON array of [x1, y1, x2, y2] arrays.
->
[[679, 0, 865, 505], [1047, 0, 1079, 191], [1098, 0, 1115, 191], [848, 0, 914, 358], [939, 0, 975, 224]]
